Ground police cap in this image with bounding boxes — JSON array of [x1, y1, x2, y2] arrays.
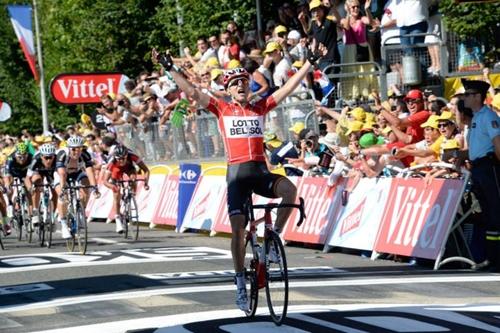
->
[[461, 79, 490, 97]]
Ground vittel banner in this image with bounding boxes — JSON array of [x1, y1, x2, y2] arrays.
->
[[50, 72, 129, 104]]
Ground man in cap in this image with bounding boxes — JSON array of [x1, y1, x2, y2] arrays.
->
[[263, 131, 302, 176], [263, 41, 291, 88], [463, 79, 500, 272]]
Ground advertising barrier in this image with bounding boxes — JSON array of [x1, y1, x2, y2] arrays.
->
[[177, 163, 201, 231], [86, 169, 468, 269]]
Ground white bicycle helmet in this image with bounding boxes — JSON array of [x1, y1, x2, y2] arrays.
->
[[39, 143, 56, 156], [66, 135, 85, 148]]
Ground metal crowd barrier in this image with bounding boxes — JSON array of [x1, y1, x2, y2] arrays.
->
[[113, 92, 319, 164]]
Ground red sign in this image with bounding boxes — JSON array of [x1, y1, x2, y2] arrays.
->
[[374, 178, 465, 259], [339, 198, 365, 237], [152, 175, 179, 226], [50, 72, 129, 104]]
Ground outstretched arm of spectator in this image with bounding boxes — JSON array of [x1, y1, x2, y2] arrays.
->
[[272, 44, 326, 105], [362, 0, 375, 26], [389, 123, 412, 144], [316, 104, 342, 122]]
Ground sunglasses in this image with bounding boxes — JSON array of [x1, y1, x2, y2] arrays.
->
[[228, 78, 248, 87], [15, 154, 27, 159], [42, 155, 55, 160], [350, 5, 359, 8], [406, 99, 421, 104], [438, 122, 452, 128], [70, 147, 82, 151]]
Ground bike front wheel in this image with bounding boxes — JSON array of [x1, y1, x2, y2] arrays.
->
[[65, 214, 76, 252], [244, 235, 259, 318], [129, 196, 139, 241], [264, 231, 289, 326], [75, 206, 87, 255]]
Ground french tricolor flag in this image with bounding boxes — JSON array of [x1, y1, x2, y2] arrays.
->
[[0, 100, 12, 122], [7, 5, 38, 81]]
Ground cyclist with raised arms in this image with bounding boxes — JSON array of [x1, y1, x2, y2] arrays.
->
[[153, 44, 325, 311], [3, 142, 35, 230], [103, 145, 150, 233], [55, 136, 100, 239], [29, 143, 58, 229]]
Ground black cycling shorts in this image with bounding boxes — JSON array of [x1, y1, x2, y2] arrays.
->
[[226, 161, 284, 217]]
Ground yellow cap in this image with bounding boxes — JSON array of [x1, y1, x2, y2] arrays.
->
[[365, 112, 376, 123], [274, 25, 287, 35], [264, 132, 282, 148], [205, 57, 219, 68], [442, 139, 460, 150], [263, 41, 282, 55], [382, 126, 393, 135], [420, 115, 440, 129], [227, 59, 241, 69], [362, 121, 375, 131], [210, 68, 223, 81], [348, 107, 366, 121], [106, 92, 116, 101], [437, 110, 455, 123], [288, 122, 305, 135], [292, 61, 303, 68], [309, 0, 322, 10], [493, 93, 500, 110], [81, 113, 91, 125], [345, 120, 364, 135]]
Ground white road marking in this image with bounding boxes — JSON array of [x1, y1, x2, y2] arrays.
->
[[2, 274, 500, 314], [90, 238, 127, 245], [0, 283, 53, 296], [27, 304, 500, 333]]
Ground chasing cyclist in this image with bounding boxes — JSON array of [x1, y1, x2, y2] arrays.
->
[[29, 143, 58, 230], [153, 45, 325, 311], [3, 143, 35, 232], [103, 145, 150, 233], [55, 136, 100, 239]]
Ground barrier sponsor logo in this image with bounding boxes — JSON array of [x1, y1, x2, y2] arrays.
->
[[284, 177, 338, 244], [191, 189, 210, 221], [375, 178, 464, 259], [153, 175, 179, 225], [340, 198, 364, 237], [181, 169, 198, 182], [50, 72, 129, 104], [212, 186, 231, 234], [223, 116, 264, 138]]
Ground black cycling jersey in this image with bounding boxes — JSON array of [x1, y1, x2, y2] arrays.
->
[[226, 161, 284, 217], [29, 152, 57, 179], [56, 148, 94, 174], [5, 152, 34, 178]]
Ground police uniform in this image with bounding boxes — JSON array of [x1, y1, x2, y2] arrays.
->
[[465, 79, 500, 272]]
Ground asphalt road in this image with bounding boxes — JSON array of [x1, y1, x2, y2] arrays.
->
[[0, 220, 499, 333]]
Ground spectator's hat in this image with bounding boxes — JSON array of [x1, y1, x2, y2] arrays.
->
[[382, 126, 393, 135], [205, 57, 219, 69], [263, 41, 282, 55], [365, 112, 376, 123], [362, 121, 375, 132], [492, 93, 500, 110], [452, 86, 465, 97], [420, 115, 440, 129], [292, 60, 303, 69], [345, 120, 363, 135], [319, 132, 340, 149], [403, 89, 423, 102], [142, 92, 157, 102], [309, 0, 323, 10], [80, 113, 92, 126], [437, 111, 456, 123], [442, 139, 460, 150], [274, 25, 287, 35], [289, 121, 305, 135], [359, 132, 378, 148], [227, 59, 241, 69], [461, 79, 490, 96], [348, 107, 366, 121], [287, 30, 301, 41], [264, 131, 282, 148], [211, 68, 224, 81]]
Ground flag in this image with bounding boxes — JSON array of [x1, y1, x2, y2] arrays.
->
[[7, 5, 38, 81]]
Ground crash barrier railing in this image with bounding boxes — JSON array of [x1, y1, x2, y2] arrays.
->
[[323, 61, 382, 104], [380, 33, 445, 100], [114, 92, 319, 165], [87, 163, 476, 270]]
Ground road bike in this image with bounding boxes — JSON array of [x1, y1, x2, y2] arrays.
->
[[10, 178, 32, 243], [64, 180, 96, 254], [34, 179, 55, 248], [243, 196, 305, 326], [115, 179, 143, 241]]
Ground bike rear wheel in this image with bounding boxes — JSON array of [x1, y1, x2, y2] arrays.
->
[[244, 235, 259, 318], [75, 206, 88, 255], [130, 196, 139, 241], [21, 202, 32, 244], [264, 231, 288, 326], [65, 213, 76, 252], [14, 215, 23, 241]]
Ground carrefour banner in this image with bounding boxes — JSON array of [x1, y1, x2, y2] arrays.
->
[[177, 163, 201, 231]]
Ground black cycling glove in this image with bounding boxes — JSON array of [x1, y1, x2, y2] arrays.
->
[[158, 52, 174, 71], [306, 48, 321, 65]]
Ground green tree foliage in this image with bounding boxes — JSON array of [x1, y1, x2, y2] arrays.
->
[[0, 0, 262, 135], [440, 0, 500, 48]]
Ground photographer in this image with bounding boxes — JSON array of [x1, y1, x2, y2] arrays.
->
[[288, 129, 332, 175]]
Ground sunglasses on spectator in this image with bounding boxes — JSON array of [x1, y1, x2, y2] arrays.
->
[[406, 99, 421, 104], [438, 122, 452, 128]]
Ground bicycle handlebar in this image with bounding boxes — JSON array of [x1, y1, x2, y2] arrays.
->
[[250, 197, 307, 228]]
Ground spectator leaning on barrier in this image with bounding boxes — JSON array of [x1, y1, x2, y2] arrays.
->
[[463, 79, 500, 273], [263, 131, 302, 176]]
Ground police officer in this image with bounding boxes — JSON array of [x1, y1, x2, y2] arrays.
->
[[463, 79, 500, 272]]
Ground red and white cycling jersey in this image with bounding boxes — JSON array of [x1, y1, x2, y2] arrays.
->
[[206, 96, 277, 165]]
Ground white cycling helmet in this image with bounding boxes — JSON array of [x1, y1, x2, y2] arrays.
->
[[39, 143, 56, 156], [66, 135, 85, 148]]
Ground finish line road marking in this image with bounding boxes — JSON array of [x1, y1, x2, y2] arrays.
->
[[2, 274, 500, 314]]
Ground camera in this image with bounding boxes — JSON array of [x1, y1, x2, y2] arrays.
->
[[305, 139, 314, 148], [117, 100, 125, 106]]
